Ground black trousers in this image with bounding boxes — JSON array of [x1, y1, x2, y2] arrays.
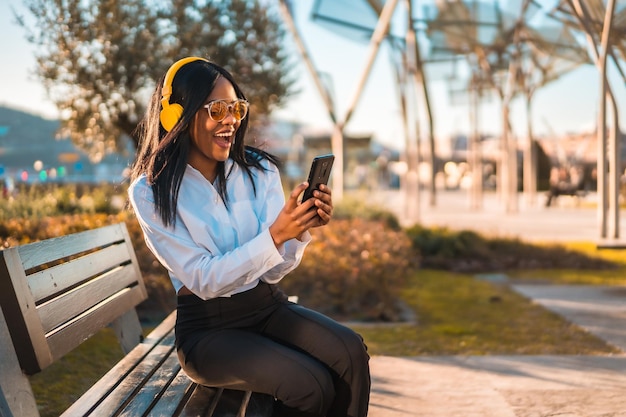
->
[[175, 281, 371, 417]]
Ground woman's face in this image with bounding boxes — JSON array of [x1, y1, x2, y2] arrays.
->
[[188, 76, 242, 183]]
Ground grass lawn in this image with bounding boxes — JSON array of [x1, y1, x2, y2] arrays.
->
[[353, 269, 621, 356], [29, 262, 624, 416], [507, 242, 626, 285], [29, 329, 125, 417]]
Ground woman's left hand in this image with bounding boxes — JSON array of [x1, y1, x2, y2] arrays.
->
[[307, 184, 333, 228]]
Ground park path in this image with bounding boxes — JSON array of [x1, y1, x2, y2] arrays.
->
[[365, 189, 626, 416]]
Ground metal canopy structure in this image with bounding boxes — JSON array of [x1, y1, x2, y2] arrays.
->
[[280, 0, 435, 221], [422, 0, 592, 213], [310, 0, 385, 43], [280, 0, 624, 240], [550, 0, 626, 240]]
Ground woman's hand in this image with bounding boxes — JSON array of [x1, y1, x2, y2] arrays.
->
[[308, 183, 333, 228], [269, 182, 333, 247]]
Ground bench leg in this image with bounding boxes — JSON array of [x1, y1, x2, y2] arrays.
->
[[204, 388, 274, 417], [237, 390, 252, 417], [0, 307, 39, 417], [0, 386, 14, 417], [110, 309, 144, 354]]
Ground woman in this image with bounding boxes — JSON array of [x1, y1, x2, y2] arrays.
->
[[128, 57, 370, 417]]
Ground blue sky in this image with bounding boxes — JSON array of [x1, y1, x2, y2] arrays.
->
[[1, 0, 624, 151]]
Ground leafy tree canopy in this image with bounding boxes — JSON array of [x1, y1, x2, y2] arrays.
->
[[17, 0, 296, 161]]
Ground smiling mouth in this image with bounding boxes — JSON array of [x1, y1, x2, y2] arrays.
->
[[214, 132, 233, 148], [215, 131, 234, 139]]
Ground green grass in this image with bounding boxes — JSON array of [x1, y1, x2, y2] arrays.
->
[[507, 242, 626, 285], [28, 329, 125, 417], [351, 269, 621, 356], [508, 267, 626, 285]]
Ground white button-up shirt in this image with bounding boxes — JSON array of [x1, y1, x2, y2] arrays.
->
[[128, 158, 311, 299]]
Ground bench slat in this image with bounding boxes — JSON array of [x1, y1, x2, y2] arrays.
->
[[18, 224, 126, 270], [87, 336, 176, 416], [209, 389, 275, 417], [146, 368, 197, 416], [28, 242, 133, 302], [60, 337, 169, 417], [178, 385, 219, 417], [39, 264, 142, 333], [241, 393, 275, 417], [118, 350, 182, 416], [210, 389, 249, 417], [61, 313, 178, 416], [47, 287, 147, 363]]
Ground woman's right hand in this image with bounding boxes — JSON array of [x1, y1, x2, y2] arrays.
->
[[269, 182, 320, 247]]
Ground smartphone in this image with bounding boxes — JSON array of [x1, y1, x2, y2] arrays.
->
[[302, 154, 335, 202]]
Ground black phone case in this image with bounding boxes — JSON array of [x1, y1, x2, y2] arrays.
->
[[302, 154, 334, 202]]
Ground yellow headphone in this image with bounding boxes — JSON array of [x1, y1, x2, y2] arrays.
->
[[160, 56, 208, 132]]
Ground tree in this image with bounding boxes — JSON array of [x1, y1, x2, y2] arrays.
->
[[16, 0, 295, 161]]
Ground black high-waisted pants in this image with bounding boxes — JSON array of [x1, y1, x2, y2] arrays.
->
[[175, 281, 370, 417]]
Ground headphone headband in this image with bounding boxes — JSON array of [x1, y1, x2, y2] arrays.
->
[[160, 56, 209, 131]]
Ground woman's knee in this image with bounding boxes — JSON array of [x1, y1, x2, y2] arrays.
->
[[334, 326, 370, 374], [276, 362, 335, 416]]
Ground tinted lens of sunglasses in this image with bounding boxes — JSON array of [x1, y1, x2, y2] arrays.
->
[[208, 101, 228, 121], [231, 101, 248, 120], [208, 100, 248, 122]]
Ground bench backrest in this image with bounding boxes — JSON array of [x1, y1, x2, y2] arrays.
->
[[0, 223, 147, 375]]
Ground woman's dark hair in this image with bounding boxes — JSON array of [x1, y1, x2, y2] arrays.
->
[[131, 60, 280, 227]]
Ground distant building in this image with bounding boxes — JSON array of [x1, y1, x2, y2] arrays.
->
[[0, 106, 133, 184]]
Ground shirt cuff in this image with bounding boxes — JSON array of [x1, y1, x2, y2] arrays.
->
[[248, 228, 287, 270]]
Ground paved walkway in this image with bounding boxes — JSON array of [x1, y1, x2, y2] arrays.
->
[[513, 284, 626, 352], [369, 354, 626, 416], [365, 189, 626, 416]]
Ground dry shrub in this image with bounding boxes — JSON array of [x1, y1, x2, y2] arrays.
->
[[282, 218, 418, 322], [406, 225, 619, 272]]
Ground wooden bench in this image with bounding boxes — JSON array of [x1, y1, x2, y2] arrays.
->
[[545, 184, 587, 207], [0, 223, 274, 417]]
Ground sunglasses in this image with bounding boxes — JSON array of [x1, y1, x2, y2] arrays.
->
[[203, 99, 249, 122]]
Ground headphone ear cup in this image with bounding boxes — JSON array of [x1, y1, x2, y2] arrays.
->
[[160, 103, 184, 132]]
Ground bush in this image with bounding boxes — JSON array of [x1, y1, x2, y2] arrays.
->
[[0, 182, 127, 221], [333, 196, 401, 230], [405, 224, 619, 272], [282, 218, 418, 322]]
